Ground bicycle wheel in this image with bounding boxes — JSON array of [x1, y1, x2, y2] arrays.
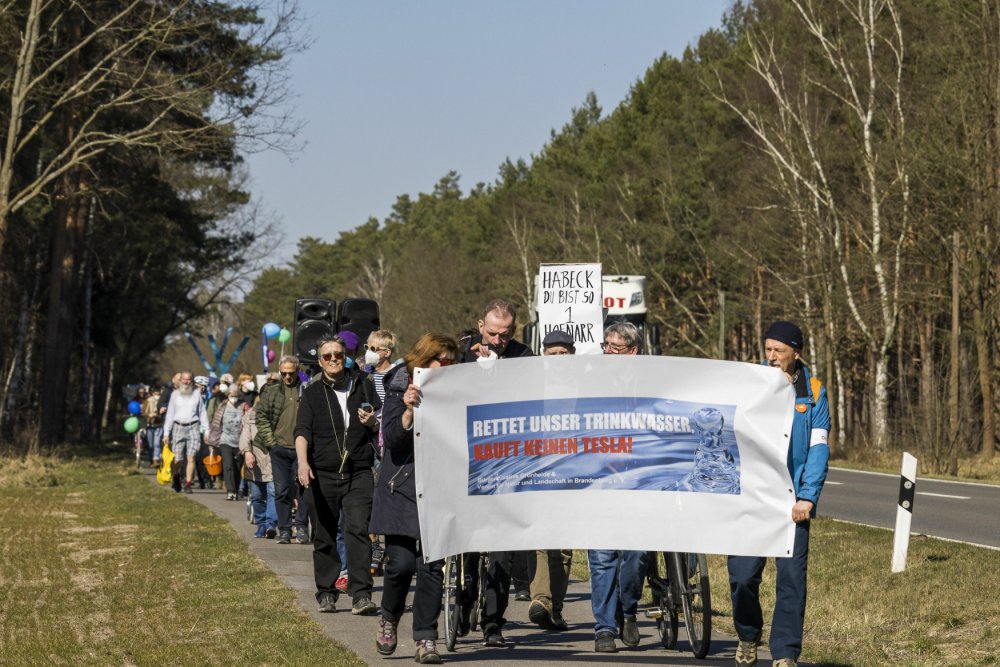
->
[[443, 555, 461, 651], [473, 553, 489, 633], [651, 552, 679, 649], [671, 552, 712, 659]]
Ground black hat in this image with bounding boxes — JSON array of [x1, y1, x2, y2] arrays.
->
[[542, 330, 575, 348], [763, 320, 803, 349]]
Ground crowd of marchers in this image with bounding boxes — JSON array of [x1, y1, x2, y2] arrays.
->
[[128, 298, 829, 667]]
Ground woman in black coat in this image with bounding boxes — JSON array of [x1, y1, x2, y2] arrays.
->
[[370, 333, 459, 665]]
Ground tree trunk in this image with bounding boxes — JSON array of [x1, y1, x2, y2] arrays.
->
[[38, 175, 88, 446], [948, 231, 961, 470]]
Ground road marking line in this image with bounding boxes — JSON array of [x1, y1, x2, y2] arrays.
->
[[829, 466, 999, 489], [916, 491, 970, 500], [825, 481, 844, 485]]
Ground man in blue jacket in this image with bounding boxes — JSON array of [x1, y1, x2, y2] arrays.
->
[[728, 320, 830, 667]]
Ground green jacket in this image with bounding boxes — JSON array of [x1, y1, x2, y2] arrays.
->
[[255, 379, 298, 450]]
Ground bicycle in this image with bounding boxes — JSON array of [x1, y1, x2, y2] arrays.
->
[[441, 552, 491, 651], [644, 551, 712, 659]]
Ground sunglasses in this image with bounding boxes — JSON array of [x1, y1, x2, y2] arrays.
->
[[321, 351, 345, 362], [367, 345, 385, 352], [279, 371, 297, 377]]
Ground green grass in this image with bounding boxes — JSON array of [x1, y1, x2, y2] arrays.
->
[[0, 446, 362, 666], [572, 518, 1000, 666]]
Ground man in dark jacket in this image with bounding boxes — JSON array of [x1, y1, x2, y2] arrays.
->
[[256, 355, 309, 544], [295, 333, 381, 615], [459, 298, 534, 647], [460, 297, 534, 362]]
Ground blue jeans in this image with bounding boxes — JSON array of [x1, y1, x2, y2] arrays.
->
[[728, 520, 811, 661], [146, 425, 163, 462], [249, 480, 277, 527], [588, 549, 648, 636], [336, 510, 347, 577]]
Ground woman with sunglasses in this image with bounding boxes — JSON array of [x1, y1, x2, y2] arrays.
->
[[294, 333, 382, 615], [370, 333, 459, 664]]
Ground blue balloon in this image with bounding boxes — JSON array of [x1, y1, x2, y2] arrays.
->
[[128, 400, 142, 416], [263, 322, 280, 339]]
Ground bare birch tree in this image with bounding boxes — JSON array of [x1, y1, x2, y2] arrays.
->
[[715, 0, 912, 450]]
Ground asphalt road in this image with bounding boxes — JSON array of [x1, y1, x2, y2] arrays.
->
[[819, 467, 1000, 549]]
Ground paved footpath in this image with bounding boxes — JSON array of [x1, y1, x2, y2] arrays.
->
[[144, 468, 784, 666]]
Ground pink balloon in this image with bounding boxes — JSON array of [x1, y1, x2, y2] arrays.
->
[[267, 349, 276, 362]]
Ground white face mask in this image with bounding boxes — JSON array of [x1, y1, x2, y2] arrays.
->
[[218, 383, 229, 394], [242, 381, 255, 393], [364, 349, 381, 366]]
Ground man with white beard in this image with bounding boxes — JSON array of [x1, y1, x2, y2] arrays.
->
[[163, 371, 209, 494]]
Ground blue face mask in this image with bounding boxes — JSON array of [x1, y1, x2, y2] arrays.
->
[[344, 356, 354, 369]]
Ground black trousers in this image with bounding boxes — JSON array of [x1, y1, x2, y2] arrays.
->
[[511, 549, 536, 593], [482, 550, 513, 629], [306, 468, 373, 602], [380, 535, 443, 641], [220, 445, 241, 495]]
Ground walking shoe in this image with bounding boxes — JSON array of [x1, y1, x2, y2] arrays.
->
[[414, 639, 442, 664], [295, 525, 310, 544], [735, 639, 758, 666], [482, 624, 506, 647], [620, 614, 640, 647], [594, 631, 617, 653], [772, 660, 797, 667], [265, 525, 277, 539], [528, 599, 554, 630], [550, 611, 569, 632], [514, 589, 530, 601], [183, 481, 193, 494], [276, 531, 291, 545], [352, 596, 377, 615], [335, 575, 349, 593], [375, 615, 397, 655], [226, 492, 236, 501], [253, 524, 267, 538], [318, 591, 337, 613]]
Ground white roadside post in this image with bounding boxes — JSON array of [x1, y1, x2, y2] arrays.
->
[[891, 452, 918, 573]]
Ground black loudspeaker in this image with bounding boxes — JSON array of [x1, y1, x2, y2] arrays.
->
[[337, 298, 380, 352], [294, 298, 336, 365]]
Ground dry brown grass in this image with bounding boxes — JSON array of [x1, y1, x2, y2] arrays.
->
[[831, 450, 1000, 484], [0, 447, 363, 665], [573, 517, 999, 666]]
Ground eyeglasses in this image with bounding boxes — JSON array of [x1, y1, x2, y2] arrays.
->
[[601, 342, 631, 354], [321, 351, 345, 362], [436, 356, 455, 366], [367, 345, 386, 352], [279, 371, 297, 377]]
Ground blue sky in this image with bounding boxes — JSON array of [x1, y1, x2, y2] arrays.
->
[[245, 1, 732, 258]]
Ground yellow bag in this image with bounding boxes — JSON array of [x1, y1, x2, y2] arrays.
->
[[157, 443, 175, 485]]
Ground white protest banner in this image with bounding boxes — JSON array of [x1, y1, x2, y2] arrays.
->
[[413, 355, 797, 562], [537, 263, 603, 354]]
